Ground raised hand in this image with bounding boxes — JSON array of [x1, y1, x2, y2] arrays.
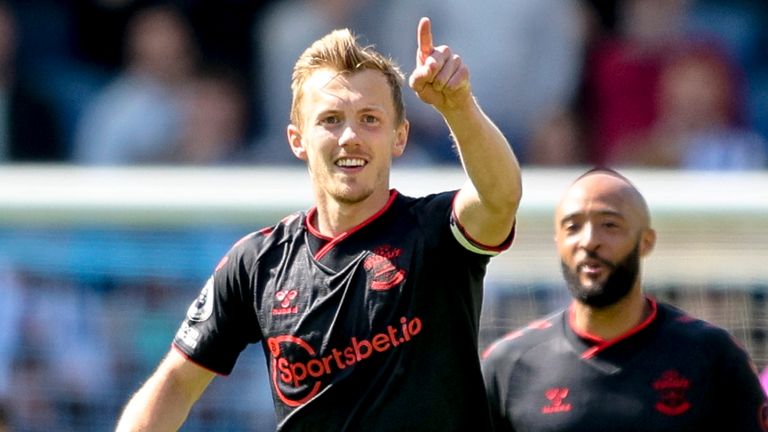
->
[[408, 17, 472, 113]]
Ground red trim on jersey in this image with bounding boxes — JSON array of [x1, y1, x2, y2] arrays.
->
[[450, 193, 515, 253], [171, 343, 227, 376], [307, 190, 400, 260], [569, 297, 658, 359], [305, 208, 332, 241], [482, 329, 525, 359], [482, 319, 553, 359], [232, 231, 259, 248]]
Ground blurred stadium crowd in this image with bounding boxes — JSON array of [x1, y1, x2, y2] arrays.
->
[[0, 0, 767, 430], [1, 0, 766, 168]]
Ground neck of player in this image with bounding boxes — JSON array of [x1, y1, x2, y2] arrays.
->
[[572, 284, 649, 341]]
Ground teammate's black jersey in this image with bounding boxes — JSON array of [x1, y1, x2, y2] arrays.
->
[[482, 298, 768, 432], [173, 190, 512, 431]]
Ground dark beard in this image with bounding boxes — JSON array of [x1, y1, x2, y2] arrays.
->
[[561, 242, 641, 308]]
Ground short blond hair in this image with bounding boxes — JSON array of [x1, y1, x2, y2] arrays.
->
[[290, 29, 405, 127]]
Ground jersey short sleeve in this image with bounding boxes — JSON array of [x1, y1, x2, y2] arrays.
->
[[707, 326, 768, 431], [173, 233, 262, 375], [413, 190, 514, 257]]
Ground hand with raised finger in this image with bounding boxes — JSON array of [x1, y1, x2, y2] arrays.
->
[[408, 17, 472, 113]]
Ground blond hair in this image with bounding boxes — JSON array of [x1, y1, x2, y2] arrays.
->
[[290, 29, 405, 127]]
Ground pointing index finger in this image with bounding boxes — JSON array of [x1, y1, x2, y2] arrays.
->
[[417, 17, 433, 63]]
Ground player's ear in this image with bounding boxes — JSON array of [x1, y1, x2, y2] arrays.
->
[[392, 120, 409, 158], [287, 124, 307, 161], [639, 228, 656, 257]]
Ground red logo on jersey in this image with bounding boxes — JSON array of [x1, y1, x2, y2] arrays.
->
[[364, 245, 407, 291], [542, 387, 572, 414], [653, 370, 691, 415], [273, 290, 299, 315], [267, 316, 423, 407]]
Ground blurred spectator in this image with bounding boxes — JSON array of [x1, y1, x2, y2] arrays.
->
[[72, 4, 200, 165], [582, 0, 692, 165], [526, 108, 586, 166], [581, 0, 766, 168], [185, 0, 270, 140], [613, 48, 766, 169], [686, 0, 767, 74], [9, 355, 58, 431], [127, 280, 184, 373], [0, 1, 63, 162], [379, 0, 587, 164], [686, 0, 768, 156], [173, 67, 252, 164], [16, 277, 115, 429], [250, 0, 392, 165]]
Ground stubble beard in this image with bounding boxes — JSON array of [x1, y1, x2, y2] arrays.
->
[[311, 163, 374, 206], [333, 186, 374, 205], [330, 166, 389, 206]]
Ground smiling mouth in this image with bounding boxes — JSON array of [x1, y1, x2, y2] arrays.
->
[[335, 157, 366, 168]]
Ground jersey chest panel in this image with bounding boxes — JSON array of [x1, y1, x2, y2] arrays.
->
[[506, 328, 718, 431], [254, 209, 447, 412]]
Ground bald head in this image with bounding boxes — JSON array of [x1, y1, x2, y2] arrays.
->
[[556, 169, 651, 231]]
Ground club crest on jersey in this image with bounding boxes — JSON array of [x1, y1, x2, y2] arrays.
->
[[364, 245, 407, 291], [186, 277, 215, 322], [653, 370, 691, 416]]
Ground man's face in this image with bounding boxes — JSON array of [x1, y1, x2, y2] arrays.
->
[[555, 173, 654, 308], [287, 68, 408, 207]]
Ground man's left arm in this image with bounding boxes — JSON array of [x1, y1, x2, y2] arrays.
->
[[409, 17, 521, 248]]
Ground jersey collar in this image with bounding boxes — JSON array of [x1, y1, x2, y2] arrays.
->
[[565, 297, 659, 359], [305, 189, 399, 260]]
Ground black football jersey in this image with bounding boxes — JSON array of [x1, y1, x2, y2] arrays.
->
[[482, 298, 768, 432], [174, 190, 512, 431]]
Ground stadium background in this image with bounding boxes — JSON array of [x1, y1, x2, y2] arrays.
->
[[1, 166, 766, 431], [0, 0, 767, 430]]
